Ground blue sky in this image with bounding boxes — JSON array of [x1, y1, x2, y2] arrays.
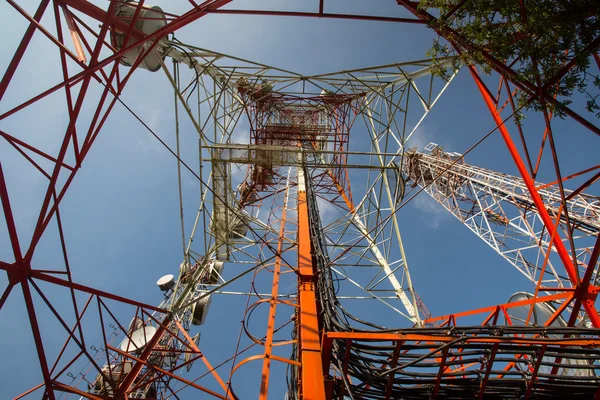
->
[[1, 0, 599, 399]]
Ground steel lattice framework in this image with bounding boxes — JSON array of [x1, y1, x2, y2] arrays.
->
[[404, 144, 600, 289], [1, 0, 599, 399]]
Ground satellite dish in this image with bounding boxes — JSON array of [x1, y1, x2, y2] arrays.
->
[[505, 292, 567, 327], [179, 261, 189, 275], [184, 332, 201, 372], [191, 293, 212, 326], [229, 217, 249, 240], [505, 292, 595, 377], [111, 2, 167, 71], [157, 274, 176, 291], [205, 261, 224, 284], [127, 317, 144, 332], [119, 325, 157, 353]]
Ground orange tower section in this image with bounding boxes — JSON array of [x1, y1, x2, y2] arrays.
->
[[232, 81, 361, 398], [296, 168, 327, 400]]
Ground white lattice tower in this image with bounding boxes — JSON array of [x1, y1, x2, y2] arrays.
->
[[403, 143, 600, 290]]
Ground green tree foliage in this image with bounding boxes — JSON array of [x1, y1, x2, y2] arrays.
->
[[419, 0, 600, 118]]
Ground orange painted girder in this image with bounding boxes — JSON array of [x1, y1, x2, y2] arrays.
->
[[324, 331, 600, 346], [297, 188, 326, 399]]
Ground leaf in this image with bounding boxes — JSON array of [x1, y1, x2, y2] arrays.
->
[[419, 0, 600, 118]]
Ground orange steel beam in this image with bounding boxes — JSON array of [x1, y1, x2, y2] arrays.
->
[[173, 319, 230, 397], [324, 332, 600, 346], [498, 293, 580, 378], [326, 169, 355, 213], [423, 291, 572, 324], [59, 5, 86, 63], [297, 170, 327, 400], [259, 185, 289, 399], [468, 66, 600, 328]]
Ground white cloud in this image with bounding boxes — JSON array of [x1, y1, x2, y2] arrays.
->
[[411, 193, 451, 229], [405, 122, 437, 152]]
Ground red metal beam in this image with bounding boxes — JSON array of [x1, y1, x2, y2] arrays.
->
[[384, 340, 403, 399], [24, 0, 120, 265], [524, 344, 547, 399], [0, 130, 75, 172], [567, 235, 600, 327], [0, 0, 50, 101], [468, 66, 600, 328], [0, 283, 16, 311], [259, 201, 289, 399], [431, 346, 449, 399], [477, 343, 499, 399], [48, 295, 93, 376], [30, 270, 166, 313], [7, 0, 88, 70], [173, 318, 231, 396], [21, 280, 55, 400], [396, 0, 600, 137], [52, 381, 103, 399], [0, 0, 233, 122], [424, 292, 571, 325], [0, 163, 23, 262], [109, 344, 229, 399], [543, 35, 600, 90], [54, 1, 80, 162]]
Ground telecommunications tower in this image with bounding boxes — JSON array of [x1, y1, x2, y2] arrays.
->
[[1, 1, 599, 399]]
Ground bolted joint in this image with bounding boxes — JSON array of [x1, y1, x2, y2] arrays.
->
[[7, 260, 31, 285], [581, 285, 599, 305], [299, 281, 314, 291]]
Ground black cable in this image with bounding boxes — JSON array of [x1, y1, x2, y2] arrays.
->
[[293, 166, 600, 399]]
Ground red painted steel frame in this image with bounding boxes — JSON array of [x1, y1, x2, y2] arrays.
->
[[258, 189, 289, 400], [0, 0, 234, 398], [468, 67, 600, 327], [397, 0, 600, 136], [393, 0, 600, 330], [2, 0, 600, 398]]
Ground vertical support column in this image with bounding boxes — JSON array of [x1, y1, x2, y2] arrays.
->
[[212, 155, 230, 261], [296, 168, 327, 400], [259, 176, 291, 400]]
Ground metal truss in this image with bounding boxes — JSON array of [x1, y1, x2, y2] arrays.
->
[[394, 0, 600, 336], [1, 1, 600, 399], [323, 326, 600, 399], [403, 144, 600, 291], [163, 40, 457, 322], [164, 42, 457, 397]]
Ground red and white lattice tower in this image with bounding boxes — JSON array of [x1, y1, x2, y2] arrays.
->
[[404, 143, 600, 290], [1, 1, 600, 399]]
